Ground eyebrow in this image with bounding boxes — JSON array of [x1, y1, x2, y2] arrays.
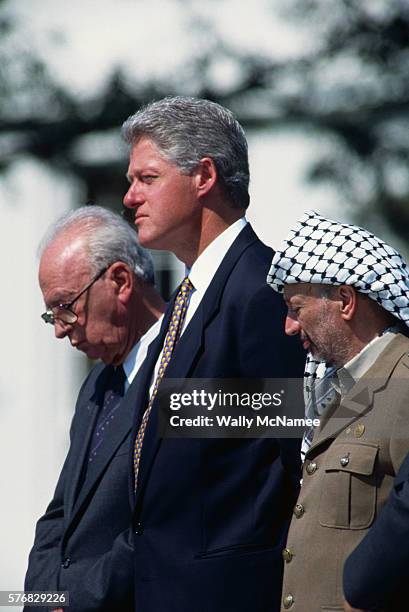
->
[[45, 290, 77, 309]]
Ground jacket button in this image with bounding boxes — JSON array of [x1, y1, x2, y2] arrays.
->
[[293, 503, 305, 518], [135, 521, 144, 535], [354, 423, 365, 438], [61, 558, 70, 568], [340, 455, 350, 467], [282, 547, 293, 563], [283, 594, 294, 608], [306, 461, 317, 475]]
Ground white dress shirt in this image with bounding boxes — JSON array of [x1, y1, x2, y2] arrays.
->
[[335, 328, 400, 398], [149, 217, 247, 394], [122, 317, 162, 392]]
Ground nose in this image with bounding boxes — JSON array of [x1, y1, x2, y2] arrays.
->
[[54, 320, 71, 340], [123, 182, 144, 209], [285, 314, 301, 336]]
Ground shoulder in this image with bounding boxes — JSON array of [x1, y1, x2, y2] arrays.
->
[[227, 227, 275, 289], [387, 334, 409, 376]]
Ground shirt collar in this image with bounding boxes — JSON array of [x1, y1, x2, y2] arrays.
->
[[122, 317, 163, 385], [335, 327, 401, 396], [187, 217, 247, 295]]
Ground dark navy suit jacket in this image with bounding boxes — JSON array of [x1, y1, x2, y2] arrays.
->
[[344, 451, 409, 611], [126, 224, 306, 612], [24, 363, 136, 612]]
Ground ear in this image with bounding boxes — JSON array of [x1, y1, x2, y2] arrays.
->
[[194, 157, 217, 199], [108, 262, 134, 304], [338, 285, 357, 321]]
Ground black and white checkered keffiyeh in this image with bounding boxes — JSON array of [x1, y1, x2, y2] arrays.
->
[[267, 210, 409, 326]]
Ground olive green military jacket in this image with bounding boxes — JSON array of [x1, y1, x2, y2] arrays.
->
[[281, 333, 409, 612]]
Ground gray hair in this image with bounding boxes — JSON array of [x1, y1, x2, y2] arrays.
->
[[122, 96, 250, 209], [38, 205, 155, 284], [317, 285, 339, 299]]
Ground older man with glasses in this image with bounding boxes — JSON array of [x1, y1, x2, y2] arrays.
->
[[24, 205, 165, 612]]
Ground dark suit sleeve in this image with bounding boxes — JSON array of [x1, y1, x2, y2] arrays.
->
[[343, 454, 409, 610], [24, 430, 72, 597], [239, 284, 306, 379], [240, 284, 305, 489], [26, 501, 135, 612], [24, 372, 91, 609], [57, 530, 134, 611]]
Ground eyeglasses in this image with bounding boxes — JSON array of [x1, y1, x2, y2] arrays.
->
[[41, 266, 108, 326]]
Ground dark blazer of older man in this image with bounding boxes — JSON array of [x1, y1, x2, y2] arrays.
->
[[24, 363, 136, 612], [127, 224, 306, 612]]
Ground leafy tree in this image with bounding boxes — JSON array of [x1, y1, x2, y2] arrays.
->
[[1, 0, 409, 243]]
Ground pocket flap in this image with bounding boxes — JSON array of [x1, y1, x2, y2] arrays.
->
[[324, 443, 378, 475]]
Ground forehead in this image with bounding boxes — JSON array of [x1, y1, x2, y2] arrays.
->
[[128, 137, 173, 168], [283, 283, 315, 301], [39, 238, 90, 298]]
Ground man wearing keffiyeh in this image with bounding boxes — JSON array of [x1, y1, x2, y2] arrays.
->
[[267, 210, 409, 612]]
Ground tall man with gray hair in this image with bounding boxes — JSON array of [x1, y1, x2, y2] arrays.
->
[[267, 210, 409, 612], [24, 206, 166, 612], [121, 96, 306, 611]]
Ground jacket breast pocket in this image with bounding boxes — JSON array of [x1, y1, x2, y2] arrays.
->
[[319, 442, 379, 529]]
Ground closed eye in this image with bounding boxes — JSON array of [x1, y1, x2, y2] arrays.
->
[[287, 306, 301, 317], [141, 175, 158, 183]]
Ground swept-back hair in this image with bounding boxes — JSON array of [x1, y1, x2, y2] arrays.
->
[[122, 96, 250, 209]]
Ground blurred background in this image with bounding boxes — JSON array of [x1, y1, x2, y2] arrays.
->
[[1, 0, 409, 605]]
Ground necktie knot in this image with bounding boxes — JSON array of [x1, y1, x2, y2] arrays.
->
[[111, 364, 126, 396], [179, 276, 194, 296]]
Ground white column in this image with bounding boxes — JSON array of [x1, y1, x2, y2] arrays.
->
[[0, 158, 86, 595]]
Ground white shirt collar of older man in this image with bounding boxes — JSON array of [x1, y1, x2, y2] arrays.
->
[[334, 327, 401, 398], [122, 316, 163, 391], [181, 216, 247, 334]]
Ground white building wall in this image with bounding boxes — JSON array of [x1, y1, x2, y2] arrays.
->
[[0, 158, 86, 606]]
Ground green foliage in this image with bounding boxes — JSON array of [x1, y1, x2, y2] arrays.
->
[[1, 0, 409, 242]]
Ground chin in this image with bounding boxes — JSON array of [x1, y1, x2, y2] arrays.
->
[[138, 231, 165, 250], [81, 346, 103, 361]]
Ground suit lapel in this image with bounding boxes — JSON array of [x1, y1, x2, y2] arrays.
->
[[160, 223, 258, 381], [69, 393, 135, 526], [133, 224, 259, 506], [309, 334, 409, 453], [64, 366, 110, 524]]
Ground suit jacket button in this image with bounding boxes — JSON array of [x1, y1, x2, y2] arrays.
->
[[61, 558, 70, 568], [135, 521, 144, 535], [282, 547, 293, 563], [293, 503, 305, 518], [283, 594, 294, 608]]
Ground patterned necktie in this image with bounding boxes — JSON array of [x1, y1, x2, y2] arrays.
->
[[88, 365, 126, 464], [133, 277, 194, 490]]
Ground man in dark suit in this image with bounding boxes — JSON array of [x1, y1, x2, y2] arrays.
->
[[121, 96, 306, 612], [343, 451, 409, 611], [24, 205, 166, 611]]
